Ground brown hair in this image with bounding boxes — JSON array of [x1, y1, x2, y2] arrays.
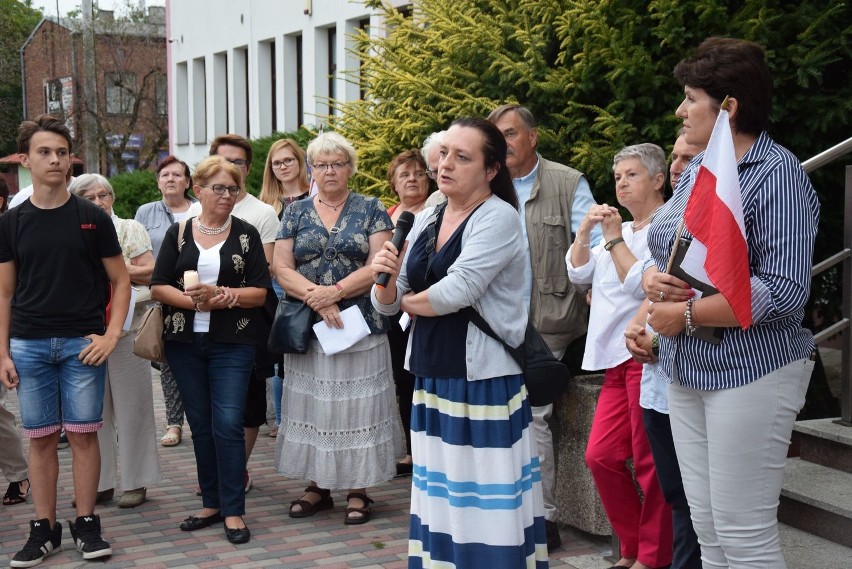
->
[[210, 134, 253, 167], [449, 117, 518, 210], [157, 155, 193, 198], [674, 37, 772, 136], [260, 138, 310, 215], [17, 114, 72, 154], [386, 149, 427, 194], [193, 155, 242, 188]]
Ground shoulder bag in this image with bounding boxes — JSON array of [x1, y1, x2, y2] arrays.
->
[[268, 196, 352, 354], [133, 219, 189, 362]]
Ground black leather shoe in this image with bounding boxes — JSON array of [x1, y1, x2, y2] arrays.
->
[[224, 524, 251, 544], [545, 520, 561, 552], [180, 512, 223, 531]]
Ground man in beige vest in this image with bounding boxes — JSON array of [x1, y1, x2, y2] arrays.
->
[[488, 104, 601, 552]]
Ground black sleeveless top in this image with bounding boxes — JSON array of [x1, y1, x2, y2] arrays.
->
[[407, 205, 475, 378]]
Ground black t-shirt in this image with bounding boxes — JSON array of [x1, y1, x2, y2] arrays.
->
[[0, 197, 122, 338]]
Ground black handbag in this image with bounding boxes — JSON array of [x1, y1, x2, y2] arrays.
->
[[268, 296, 315, 354], [464, 307, 571, 407], [267, 195, 352, 355]]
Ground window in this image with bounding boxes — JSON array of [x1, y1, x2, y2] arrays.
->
[[105, 72, 137, 115], [155, 73, 168, 116]]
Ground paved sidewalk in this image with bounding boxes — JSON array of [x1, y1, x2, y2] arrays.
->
[[0, 372, 613, 569]]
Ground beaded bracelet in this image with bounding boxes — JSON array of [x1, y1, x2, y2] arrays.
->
[[684, 298, 698, 336]]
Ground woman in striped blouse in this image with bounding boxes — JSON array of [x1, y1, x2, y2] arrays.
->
[[643, 37, 819, 568]]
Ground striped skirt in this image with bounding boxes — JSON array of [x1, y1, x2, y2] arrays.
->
[[408, 374, 549, 569]]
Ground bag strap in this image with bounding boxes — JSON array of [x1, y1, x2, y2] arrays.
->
[[463, 306, 523, 366]]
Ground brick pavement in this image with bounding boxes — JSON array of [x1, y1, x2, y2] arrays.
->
[[0, 372, 613, 568]]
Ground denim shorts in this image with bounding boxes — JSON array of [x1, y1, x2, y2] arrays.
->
[[11, 337, 106, 438]]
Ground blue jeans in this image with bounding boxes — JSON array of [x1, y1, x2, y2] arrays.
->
[[166, 335, 255, 516], [11, 337, 105, 436]]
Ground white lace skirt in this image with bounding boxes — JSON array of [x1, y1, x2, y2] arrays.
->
[[274, 334, 405, 490]]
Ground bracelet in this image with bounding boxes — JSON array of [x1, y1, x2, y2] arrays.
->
[[193, 302, 201, 312], [334, 283, 345, 298], [684, 298, 698, 336], [576, 238, 590, 248], [651, 334, 660, 357]]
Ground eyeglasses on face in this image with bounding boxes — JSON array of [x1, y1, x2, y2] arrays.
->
[[425, 169, 437, 180], [226, 159, 248, 168], [272, 158, 297, 169], [312, 161, 350, 173], [201, 184, 241, 196], [83, 192, 113, 203]]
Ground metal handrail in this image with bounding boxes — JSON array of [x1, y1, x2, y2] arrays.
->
[[803, 137, 852, 174]]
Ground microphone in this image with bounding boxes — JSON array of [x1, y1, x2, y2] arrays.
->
[[376, 210, 415, 288]]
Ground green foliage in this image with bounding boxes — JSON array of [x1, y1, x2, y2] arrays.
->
[[333, 0, 851, 221], [109, 169, 159, 219], [244, 127, 317, 195], [0, 0, 43, 155]]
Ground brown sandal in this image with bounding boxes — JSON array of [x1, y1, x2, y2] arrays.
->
[[3, 479, 29, 506], [289, 485, 333, 518], [343, 492, 374, 525]]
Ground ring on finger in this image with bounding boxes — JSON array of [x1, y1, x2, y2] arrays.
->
[[659, 291, 665, 301]]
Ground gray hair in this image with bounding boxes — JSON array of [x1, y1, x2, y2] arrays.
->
[[306, 132, 357, 175], [612, 143, 667, 178], [487, 103, 536, 130], [71, 173, 114, 199], [420, 130, 446, 169]]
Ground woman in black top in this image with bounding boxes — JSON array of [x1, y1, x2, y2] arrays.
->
[[151, 156, 271, 545]]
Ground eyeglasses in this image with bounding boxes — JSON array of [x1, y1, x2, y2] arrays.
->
[[425, 169, 437, 180], [312, 161, 350, 173], [82, 193, 113, 203], [397, 171, 426, 181], [201, 184, 241, 196], [226, 159, 248, 168], [271, 158, 297, 169]]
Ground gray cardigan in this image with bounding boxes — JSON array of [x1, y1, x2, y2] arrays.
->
[[371, 195, 526, 380]]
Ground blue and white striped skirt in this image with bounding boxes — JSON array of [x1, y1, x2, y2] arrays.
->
[[408, 374, 549, 569]]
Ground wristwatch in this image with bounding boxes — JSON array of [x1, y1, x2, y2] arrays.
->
[[604, 237, 625, 251]]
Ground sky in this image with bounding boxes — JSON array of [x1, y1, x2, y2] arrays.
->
[[29, 0, 165, 18]]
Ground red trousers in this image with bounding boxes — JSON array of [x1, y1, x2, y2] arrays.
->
[[586, 359, 673, 567]]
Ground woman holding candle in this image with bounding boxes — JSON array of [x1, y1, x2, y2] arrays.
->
[[71, 174, 161, 509], [151, 156, 272, 544], [135, 155, 197, 448]]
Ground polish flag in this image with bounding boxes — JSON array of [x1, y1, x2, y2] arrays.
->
[[683, 109, 752, 329]]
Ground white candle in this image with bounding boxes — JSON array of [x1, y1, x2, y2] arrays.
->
[[183, 270, 199, 288]]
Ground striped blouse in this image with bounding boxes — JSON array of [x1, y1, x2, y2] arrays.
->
[[646, 131, 819, 390]]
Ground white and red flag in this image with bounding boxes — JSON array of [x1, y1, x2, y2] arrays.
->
[[683, 109, 752, 329]]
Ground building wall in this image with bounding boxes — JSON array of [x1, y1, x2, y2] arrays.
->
[[166, 0, 409, 166], [22, 16, 167, 173]]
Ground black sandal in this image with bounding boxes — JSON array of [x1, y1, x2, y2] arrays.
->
[[289, 485, 333, 518], [343, 492, 374, 525], [3, 478, 29, 506]]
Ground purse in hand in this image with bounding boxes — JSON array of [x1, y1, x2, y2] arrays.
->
[[133, 303, 165, 362]]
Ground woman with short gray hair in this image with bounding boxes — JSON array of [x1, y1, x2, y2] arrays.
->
[[71, 173, 161, 509], [566, 143, 673, 569]]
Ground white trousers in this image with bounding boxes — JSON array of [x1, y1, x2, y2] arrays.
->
[[98, 333, 162, 491], [0, 386, 28, 482], [669, 358, 813, 569]]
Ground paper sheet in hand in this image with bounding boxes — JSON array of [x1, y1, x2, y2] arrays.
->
[[669, 237, 724, 344], [312, 305, 371, 355], [122, 286, 139, 332]]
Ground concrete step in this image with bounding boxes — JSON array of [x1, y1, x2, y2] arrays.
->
[[792, 417, 852, 474], [779, 522, 852, 568], [779, 457, 852, 547]]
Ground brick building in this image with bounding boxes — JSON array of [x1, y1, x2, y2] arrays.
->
[[21, 6, 168, 176]]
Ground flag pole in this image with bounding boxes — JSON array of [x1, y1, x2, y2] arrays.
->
[[665, 95, 730, 273]]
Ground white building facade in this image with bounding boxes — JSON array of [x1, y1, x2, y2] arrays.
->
[[166, 0, 408, 165]]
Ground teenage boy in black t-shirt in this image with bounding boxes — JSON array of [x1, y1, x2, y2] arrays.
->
[[0, 115, 130, 568]]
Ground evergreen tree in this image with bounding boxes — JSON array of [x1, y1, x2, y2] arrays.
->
[[0, 0, 43, 155]]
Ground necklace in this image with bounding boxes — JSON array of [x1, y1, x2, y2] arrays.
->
[[317, 194, 348, 211], [631, 207, 660, 231], [196, 216, 232, 235]]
